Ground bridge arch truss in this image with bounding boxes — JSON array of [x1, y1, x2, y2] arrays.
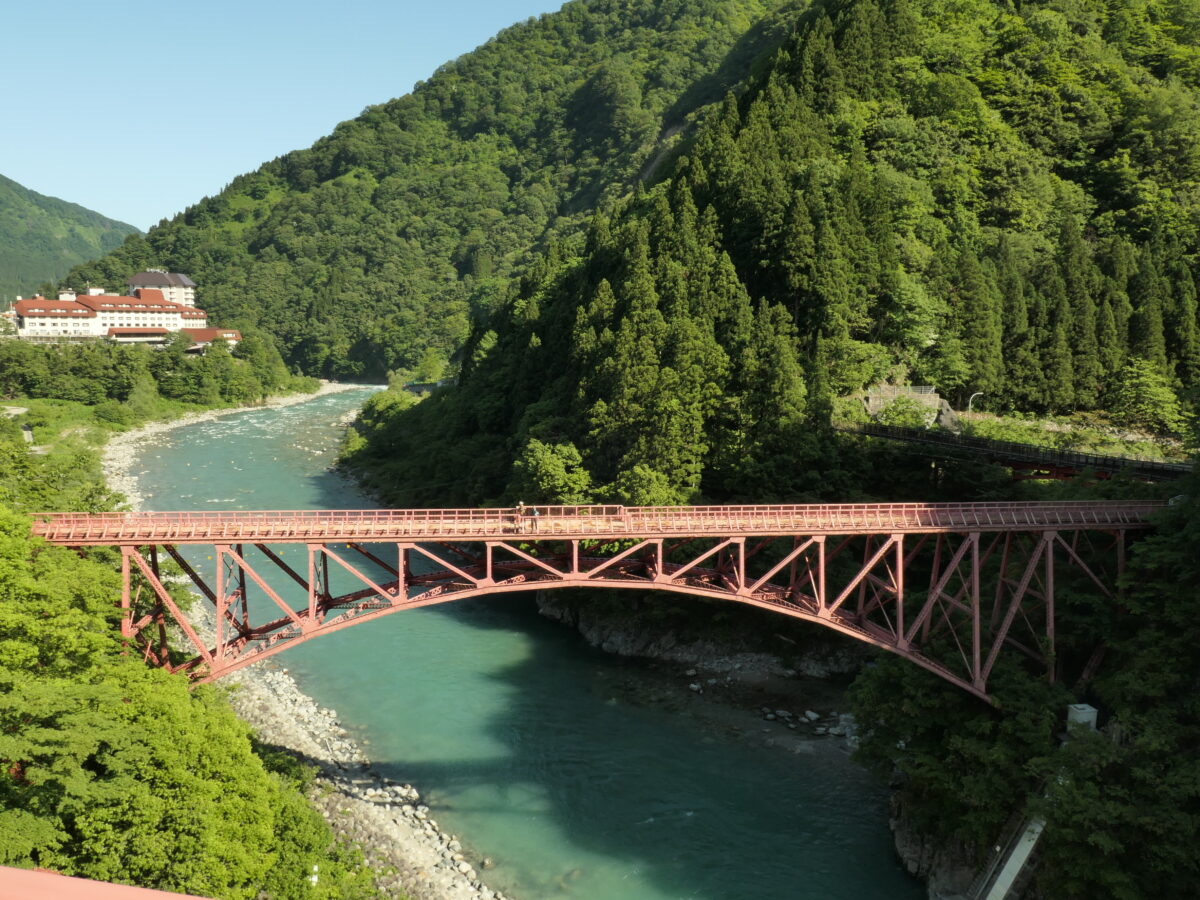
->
[[34, 502, 1160, 702]]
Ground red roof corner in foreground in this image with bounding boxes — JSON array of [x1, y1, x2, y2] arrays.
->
[[0, 866, 213, 899]]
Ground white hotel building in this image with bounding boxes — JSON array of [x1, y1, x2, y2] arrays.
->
[[13, 284, 239, 348]]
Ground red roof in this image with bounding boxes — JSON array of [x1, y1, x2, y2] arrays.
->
[[0, 866, 212, 899], [133, 288, 166, 303], [107, 327, 170, 336], [77, 294, 205, 315], [182, 328, 241, 342], [15, 298, 96, 317]]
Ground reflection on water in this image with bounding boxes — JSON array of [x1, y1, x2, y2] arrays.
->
[[135, 389, 923, 900]]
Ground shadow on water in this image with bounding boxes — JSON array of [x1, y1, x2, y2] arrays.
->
[[314, 591, 923, 900]]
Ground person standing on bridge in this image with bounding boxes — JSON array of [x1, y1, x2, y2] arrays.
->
[[515, 501, 526, 534], [531, 505, 541, 532]]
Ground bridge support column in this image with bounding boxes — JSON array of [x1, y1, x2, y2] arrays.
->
[[119, 547, 133, 645], [235, 544, 249, 642], [214, 546, 227, 664], [307, 545, 319, 619], [972, 533, 982, 692], [1045, 531, 1056, 683], [816, 535, 826, 613]]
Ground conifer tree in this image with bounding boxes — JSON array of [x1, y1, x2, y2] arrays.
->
[[834, 1, 892, 98], [1129, 249, 1170, 375], [1044, 290, 1076, 412], [1057, 217, 1103, 407], [796, 13, 845, 113], [778, 192, 816, 319], [1095, 297, 1123, 379], [1099, 238, 1138, 349], [1161, 251, 1200, 383], [957, 250, 1004, 399], [995, 238, 1042, 408]]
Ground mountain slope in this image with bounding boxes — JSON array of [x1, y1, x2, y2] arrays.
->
[[342, 1, 1200, 895], [61, 0, 801, 378], [0, 175, 138, 301], [346, 0, 1200, 507]]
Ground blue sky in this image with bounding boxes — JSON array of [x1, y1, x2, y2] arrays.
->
[[1, 0, 565, 230]]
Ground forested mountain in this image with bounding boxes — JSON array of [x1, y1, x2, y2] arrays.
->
[[340, 0, 1200, 895], [0, 175, 138, 302], [347, 0, 1200, 507], [61, 0, 801, 378]]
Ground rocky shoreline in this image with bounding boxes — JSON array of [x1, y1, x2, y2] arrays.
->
[[101, 382, 510, 900]]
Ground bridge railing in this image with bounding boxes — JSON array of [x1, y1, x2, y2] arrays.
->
[[31, 500, 1166, 545]]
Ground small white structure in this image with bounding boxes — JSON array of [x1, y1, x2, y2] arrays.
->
[[1067, 704, 1098, 731]]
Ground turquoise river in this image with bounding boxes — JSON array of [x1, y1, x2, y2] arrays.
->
[[132, 387, 924, 900]]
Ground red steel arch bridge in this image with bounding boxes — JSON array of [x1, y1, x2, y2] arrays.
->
[[33, 501, 1163, 702]]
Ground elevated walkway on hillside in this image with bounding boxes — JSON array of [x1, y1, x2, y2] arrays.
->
[[845, 424, 1193, 481]]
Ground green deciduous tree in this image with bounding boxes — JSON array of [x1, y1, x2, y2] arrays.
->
[[1109, 357, 1189, 435]]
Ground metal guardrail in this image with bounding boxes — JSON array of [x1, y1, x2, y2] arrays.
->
[[846, 424, 1193, 479], [868, 385, 937, 396], [31, 500, 1166, 545]]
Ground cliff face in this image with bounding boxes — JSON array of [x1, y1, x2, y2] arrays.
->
[[890, 793, 980, 900], [535, 590, 866, 679]]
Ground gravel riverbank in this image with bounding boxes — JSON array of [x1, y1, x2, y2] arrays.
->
[[101, 383, 510, 900]]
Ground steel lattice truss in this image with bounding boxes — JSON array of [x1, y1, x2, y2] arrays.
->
[[34, 501, 1162, 701]]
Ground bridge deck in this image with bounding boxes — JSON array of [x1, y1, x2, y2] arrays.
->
[[33, 500, 1164, 545]]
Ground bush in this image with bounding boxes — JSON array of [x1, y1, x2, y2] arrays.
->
[[876, 395, 935, 428], [93, 400, 134, 427], [1109, 359, 1189, 436]]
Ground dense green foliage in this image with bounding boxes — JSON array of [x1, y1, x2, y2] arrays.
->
[[0, 174, 138, 302], [0, 510, 378, 898], [60, 0, 801, 379], [962, 410, 1192, 461], [0, 348, 376, 894], [0, 332, 315, 420], [346, 0, 1200, 508]]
